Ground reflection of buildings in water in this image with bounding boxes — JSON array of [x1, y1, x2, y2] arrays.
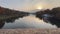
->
[[0, 21, 5, 28]]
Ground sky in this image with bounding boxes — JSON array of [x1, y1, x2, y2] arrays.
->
[[0, 0, 60, 11]]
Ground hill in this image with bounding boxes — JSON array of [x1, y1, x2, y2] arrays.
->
[[0, 6, 29, 20], [36, 7, 60, 27]]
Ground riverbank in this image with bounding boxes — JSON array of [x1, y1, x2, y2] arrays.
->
[[0, 13, 29, 21], [0, 29, 60, 34]]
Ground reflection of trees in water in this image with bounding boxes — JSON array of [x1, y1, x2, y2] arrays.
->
[[4, 15, 29, 23], [36, 11, 60, 28], [0, 6, 30, 28], [47, 17, 60, 28], [0, 15, 28, 28], [0, 21, 5, 28], [36, 7, 60, 28], [5, 17, 20, 23]]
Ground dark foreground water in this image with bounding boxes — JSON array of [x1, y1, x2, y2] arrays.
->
[[0, 15, 57, 29]]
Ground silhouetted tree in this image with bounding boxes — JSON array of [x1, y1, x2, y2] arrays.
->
[[36, 7, 60, 28]]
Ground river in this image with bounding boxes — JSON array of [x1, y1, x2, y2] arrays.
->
[[1, 14, 57, 29]]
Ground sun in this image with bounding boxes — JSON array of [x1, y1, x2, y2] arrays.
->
[[37, 6, 43, 9]]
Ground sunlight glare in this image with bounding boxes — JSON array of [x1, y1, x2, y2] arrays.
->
[[37, 6, 43, 9]]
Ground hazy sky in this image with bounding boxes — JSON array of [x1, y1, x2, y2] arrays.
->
[[0, 0, 60, 11]]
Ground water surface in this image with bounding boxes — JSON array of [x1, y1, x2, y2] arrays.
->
[[1, 15, 57, 29]]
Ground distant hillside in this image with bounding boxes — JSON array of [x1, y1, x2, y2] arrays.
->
[[36, 7, 60, 19], [36, 7, 60, 27], [0, 6, 29, 14], [0, 6, 29, 20], [0, 7, 5, 13]]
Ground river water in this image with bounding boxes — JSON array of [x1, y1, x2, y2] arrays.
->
[[2, 14, 57, 29]]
